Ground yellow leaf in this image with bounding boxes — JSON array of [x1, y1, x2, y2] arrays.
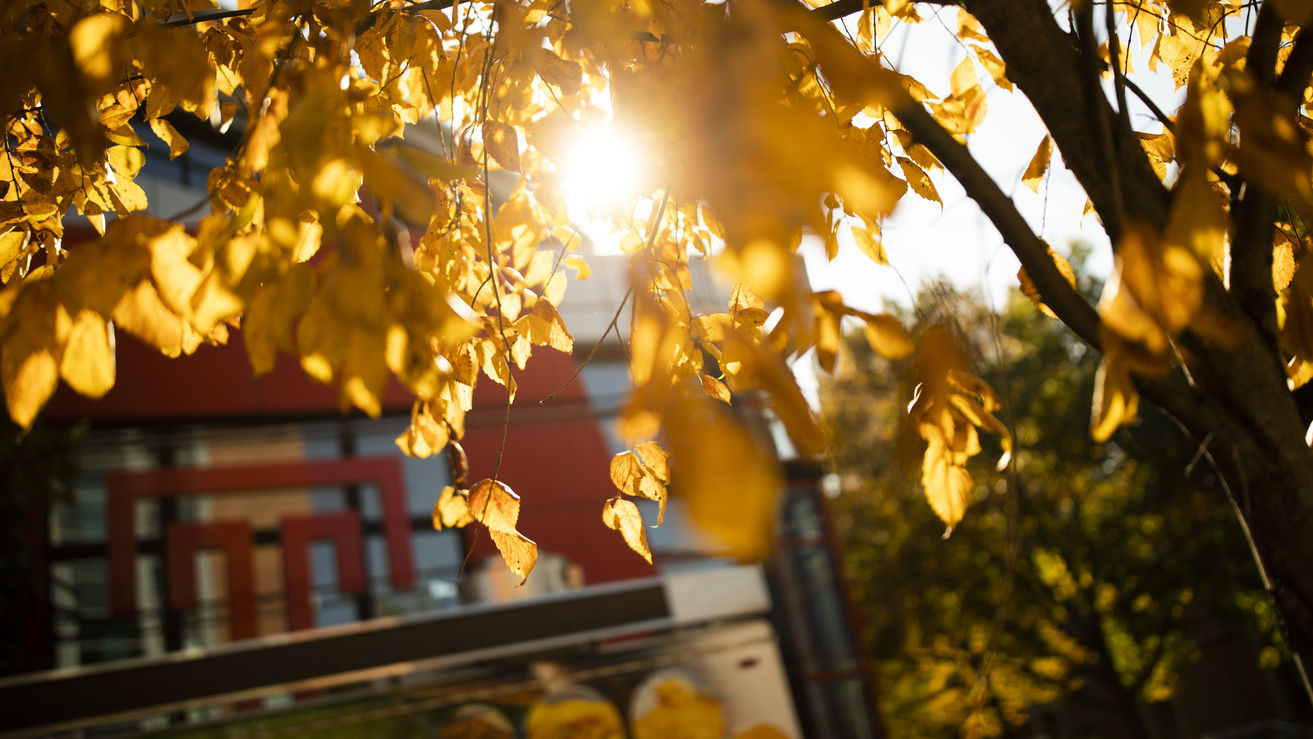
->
[[609, 449, 669, 524], [468, 478, 538, 583], [859, 313, 915, 359], [528, 298, 574, 353], [666, 391, 782, 560], [564, 254, 590, 280], [59, 310, 115, 398], [1164, 165, 1226, 267], [699, 373, 733, 404], [920, 418, 975, 536], [728, 327, 827, 456], [1017, 248, 1077, 319], [107, 145, 144, 178], [432, 486, 474, 530], [603, 497, 653, 564], [359, 147, 436, 226], [69, 13, 129, 90], [950, 56, 978, 98], [1022, 135, 1052, 193], [850, 223, 886, 264], [148, 118, 189, 160], [633, 440, 671, 483], [1091, 346, 1139, 442], [143, 223, 203, 318], [897, 156, 941, 205], [113, 280, 195, 357], [973, 45, 1011, 91], [0, 230, 26, 274], [482, 120, 522, 173], [2, 344, 57, 429]]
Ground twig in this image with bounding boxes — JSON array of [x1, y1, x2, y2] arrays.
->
[[539, 187, 672, 403]]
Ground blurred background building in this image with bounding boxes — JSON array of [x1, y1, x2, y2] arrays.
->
[[0, 120, 882, 738]]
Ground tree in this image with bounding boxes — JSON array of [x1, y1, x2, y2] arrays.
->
[[825, 279, 1289, 737], [4, 0, 1313, 696]]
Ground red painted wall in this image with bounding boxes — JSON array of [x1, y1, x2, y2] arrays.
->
[[47, 330, 652, 584]]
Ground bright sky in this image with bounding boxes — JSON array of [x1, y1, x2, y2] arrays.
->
[[800, 6, 1184, 314]]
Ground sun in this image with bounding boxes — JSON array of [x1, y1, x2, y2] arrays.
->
[[560, 125, 649, 224]]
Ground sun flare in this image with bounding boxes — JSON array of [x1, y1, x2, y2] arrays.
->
[[561, 125, 649, 224]]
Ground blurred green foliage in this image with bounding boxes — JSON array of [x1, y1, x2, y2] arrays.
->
[[822, 275, 1283, 738]]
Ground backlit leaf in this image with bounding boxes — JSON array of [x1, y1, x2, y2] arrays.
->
[[432, 485, 474, 530], [468, 478, 537, 583], [666, 390, 781, 560], [699, 373, 732, 404], [860, 313, 915, 359], [897, 156, 941, 206], [482, 121, 522, 173], [149, 118, 190, 160], [851, 223, 886, 264], [59, 310, 115, 398], [603, 497, 653, 564], [1022, 135, 1052, 193], [1017, 248, 1077, 319]]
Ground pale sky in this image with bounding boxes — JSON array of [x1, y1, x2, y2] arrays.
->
[[803, 6, 1183, 314]]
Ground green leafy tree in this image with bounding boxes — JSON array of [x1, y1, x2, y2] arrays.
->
[[825, 280, 1286, 737]]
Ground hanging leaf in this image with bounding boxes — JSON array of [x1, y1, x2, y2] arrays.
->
[[432, 485, 474, 530], [482, 120, 522, 173], [468, 479, 538, 583], [1017, 247, 1077, 319], [603, 497, 653, 564], [1022, 135, 1052, 193]]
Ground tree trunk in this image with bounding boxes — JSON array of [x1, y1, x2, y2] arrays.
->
[[949, 0, 1313, 698]]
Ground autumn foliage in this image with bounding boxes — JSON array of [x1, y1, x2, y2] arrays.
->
[[5, 0, 1313, 691]]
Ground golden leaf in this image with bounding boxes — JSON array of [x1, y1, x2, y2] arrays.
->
[[107, 145, 144, 179], [564, 254, 591, 280], [920, 417, 975, 536], [699, 373, 733, 404], [634, 440, 671, 483], [69, 13, 129, 90], [973, 45, 1011, 91], [468, 478, 537, 583], [610, 449, 669, 525], [950, 56, 978, 98], [666, 391, 782, 560], [1022, 135, 1052, 193], [897, 156, 941, 205], [148, 118, 189, 160], [2, 343, 58, 429], [602, 497, 653, 564], [1091, 346, 1139, 442], [113, 280, 194, 357], [859, 312, 915, 359], [1017, 248, 1077, 319], [482, 120, 522, 173], [850, 223, 886, 264], [526, 298, 574, 353], [59, 309, 115, 398], [432, 486, 474, 530]]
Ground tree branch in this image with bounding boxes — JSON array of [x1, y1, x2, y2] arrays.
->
[[963, 0, 1170, 238], [805, 0, 959, 22], [890, 96, 1105, 351], [1278, 27, 1313, 103], [1076, 3, 1125, 237], [1247, 1, 1283, 86], [1229, 20, 1313, 348]]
